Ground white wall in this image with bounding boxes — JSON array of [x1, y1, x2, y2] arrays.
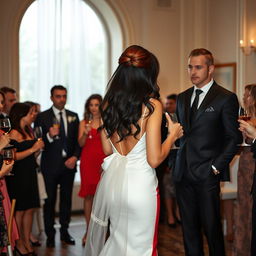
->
[[0, 0, 255, 100]]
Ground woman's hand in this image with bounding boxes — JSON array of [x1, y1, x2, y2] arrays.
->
[[84, 122, 92, 135], [165, 113, 183, 140], [0, 160, 14, 178], [0, 134, 10, 150], [31, 139, 45, 153], [238, 119, 256, 139]]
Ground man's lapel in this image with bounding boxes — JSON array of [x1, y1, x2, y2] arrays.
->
[[184, 87, 193, 129], [193, 82, 219, 123], [66, 110, 72, 138], [49, 108, 55, 126]]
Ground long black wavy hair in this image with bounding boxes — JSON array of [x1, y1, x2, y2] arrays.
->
[[101, 45, 160, 141], [9, 103, 33, 139]]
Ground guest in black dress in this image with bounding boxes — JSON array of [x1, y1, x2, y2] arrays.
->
[[239, 119, 256, 256], [6, 103, 44, 255]]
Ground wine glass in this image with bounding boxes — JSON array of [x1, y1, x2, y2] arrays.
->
[[34, 126, 43, 152], [0, 118, 11, 147], [0, 118, 11, 134], [52, 117, 60, 139], [238, 107, 251, 146], [34, 126, 43, 141], [3, 147, 14, 176]]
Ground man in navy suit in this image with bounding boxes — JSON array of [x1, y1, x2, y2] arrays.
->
[[35, 85, 80, 247], [174, 49, 241, 256]]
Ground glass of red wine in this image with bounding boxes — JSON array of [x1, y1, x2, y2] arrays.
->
[[0, 118, 11, 147], [0, 118, 11, 134], [3, 147, 14, 176], [238, 107, 251, 146]]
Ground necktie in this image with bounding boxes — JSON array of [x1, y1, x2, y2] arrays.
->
[[190, 89, 203, 124], [59, 112, 68, 153]]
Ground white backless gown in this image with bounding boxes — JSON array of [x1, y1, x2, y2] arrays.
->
[[85, 129, 159, 256]]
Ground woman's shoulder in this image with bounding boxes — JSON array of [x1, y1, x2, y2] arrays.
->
[[148, 98, 163, 112], [10, 129, 32, 142], [10, 129, 22, 139], [149, 98, 161, 104]]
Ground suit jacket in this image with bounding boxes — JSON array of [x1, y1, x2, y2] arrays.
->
[[174, 81, 241, 182], [34, 108, 81, 175]]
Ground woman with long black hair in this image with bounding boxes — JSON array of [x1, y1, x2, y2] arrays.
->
[[6, 103, 44, 255], [84, 45, 183, 256]]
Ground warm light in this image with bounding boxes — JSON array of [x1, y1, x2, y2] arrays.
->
[[240, 39, 256, 55]]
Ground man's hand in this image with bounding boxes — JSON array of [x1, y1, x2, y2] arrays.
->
[[49, 126, 59, 138], [64, 156, 78, 169]]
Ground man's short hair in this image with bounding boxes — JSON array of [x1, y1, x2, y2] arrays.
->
[[189, 48, 214, 66], [0, 86, 16, 94], [50, 85, 67, 96], [166, 94, 177, 101]]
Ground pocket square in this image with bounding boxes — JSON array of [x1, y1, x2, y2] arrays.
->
[[205, 106, 215, 112]]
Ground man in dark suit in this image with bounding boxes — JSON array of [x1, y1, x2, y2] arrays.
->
[[35, 85, 80, 247], [174, 48, 241, 256]]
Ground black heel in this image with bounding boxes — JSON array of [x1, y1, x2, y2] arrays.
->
[[28, 251, 37, 256], [14, 247, 29, 256], [29, 239, 41, 247]]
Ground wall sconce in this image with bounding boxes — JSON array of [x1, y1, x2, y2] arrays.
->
[[240, 39, 256, 55]]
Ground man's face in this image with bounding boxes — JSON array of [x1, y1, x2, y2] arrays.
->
[[51, 89, 67, 110], [4, 92, 17, 114], [165, 99, 176, 113], [188, 55, 214, 88]]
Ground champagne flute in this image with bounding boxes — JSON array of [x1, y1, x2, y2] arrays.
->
[[3, 147, 14, 176], [238, 107, 251, 146], [86, 114, 93, 139], [34, 126, 43, 141], [34, 126, 43, 151], [52, 117, 60, 139]]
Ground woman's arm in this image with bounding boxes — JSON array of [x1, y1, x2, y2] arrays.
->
[[100, 128, 112, 156], [10, 130, 44, 160], [78, 120, 87, 147], [0, 160, 14, 178], [146, 99, 183, 168]]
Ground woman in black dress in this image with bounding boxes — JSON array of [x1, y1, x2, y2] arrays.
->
[[6, 103, 44, 255]]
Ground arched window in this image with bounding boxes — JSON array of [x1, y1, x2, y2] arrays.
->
[[19, 0, 109, 118]]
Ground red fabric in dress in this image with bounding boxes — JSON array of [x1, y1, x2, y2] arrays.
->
[[79, 128, 106, 197]]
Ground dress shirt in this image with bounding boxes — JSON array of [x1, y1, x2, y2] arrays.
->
[[47, 106, 68, 157], [190, 79, 214, 108], [190, 79, 219, 173]]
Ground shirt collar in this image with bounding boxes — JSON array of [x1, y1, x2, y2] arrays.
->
[[193, 79, 214, 94], [52, 105, 66, 116]]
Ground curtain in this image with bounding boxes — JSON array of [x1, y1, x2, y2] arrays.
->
[[20, 0, 107, 118]]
